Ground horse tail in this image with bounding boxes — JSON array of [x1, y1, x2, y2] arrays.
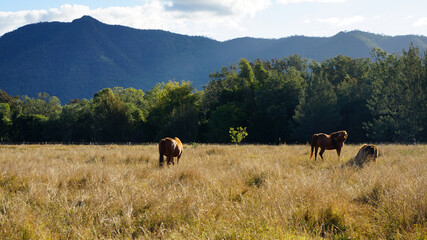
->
[[310, 134, 318, 159], [159, 139, 165, 167]]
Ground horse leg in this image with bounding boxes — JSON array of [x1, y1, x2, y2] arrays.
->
[[336, 147, 341, 161], [177, 153, 182, 164], [319, 148, 325, 160], [159, 154, 164, 167], [166, 156, 173, 166], [314, 146, 319, 161]]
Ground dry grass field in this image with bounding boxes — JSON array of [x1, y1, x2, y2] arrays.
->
[[0, 143, 426, 239]]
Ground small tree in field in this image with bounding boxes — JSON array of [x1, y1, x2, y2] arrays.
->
[[229, 127, 248, 144]]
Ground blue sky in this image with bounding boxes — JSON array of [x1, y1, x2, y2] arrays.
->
[[1, 0, 427, 41]]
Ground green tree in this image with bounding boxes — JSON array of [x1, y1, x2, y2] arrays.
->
[[110, 87, 148, 141], [420, 49, 427, 141], [0, 90, 16, 105], [112, 87, 148, 112], [292, 70, 341, 142], [318, 55, 368, 86], [11, 114, 47, 142], [92, 88, 129, 142], [335, 75, 372, 142], [252, 68, 304, 143], [201, 61, 257, 142], [239, 58, 255, 84], [271, 55, 309, 79], [60, 99, 93, 142], [208, 103, 247, 143], [145, 81, 200, 142], [229, 127, 248, 144], [253, 60, 268, 85], [0, 103, 12, 141], [365, 46, 425, 142], [398, 44, 425, 141], [21, 92, 61, 117]]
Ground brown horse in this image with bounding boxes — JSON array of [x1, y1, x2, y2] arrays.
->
[[310, 130, 348, 161], [343, 144, 378, 168], [353, 144, 378, 167], [159, 137, 183, 167]]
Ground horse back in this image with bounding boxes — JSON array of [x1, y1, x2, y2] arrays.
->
[[314, 133, 336, 149], [313, 133, 327, 144], [159, 137, 183, 157]]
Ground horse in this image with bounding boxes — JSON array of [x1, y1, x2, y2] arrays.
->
[[352, 144, 378, 167], [159, 137, 183, 167], [310, 130, 348, 161]]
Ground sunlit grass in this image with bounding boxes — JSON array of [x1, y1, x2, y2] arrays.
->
[[0, 144, 426, 239]]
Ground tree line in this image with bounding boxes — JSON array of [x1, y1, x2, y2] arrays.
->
[[1, 45, 426, 144]]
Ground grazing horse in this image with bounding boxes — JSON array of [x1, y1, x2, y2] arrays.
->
[[342, 144, 378, 168], [353, 144, 378, 167], [310, 130, 348, 161], [159, 137, 183, 167]]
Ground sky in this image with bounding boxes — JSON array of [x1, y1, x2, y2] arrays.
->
[[1, 0, 427, 41]]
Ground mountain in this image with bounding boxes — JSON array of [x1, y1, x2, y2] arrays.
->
[[1, 16, 427, 103]]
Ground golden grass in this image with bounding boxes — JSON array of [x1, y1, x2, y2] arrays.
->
[[0, 144, 426, 239]]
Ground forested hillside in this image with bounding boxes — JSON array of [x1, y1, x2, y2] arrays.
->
[[1, 44, 426, 143], [1, 16, 427, 102]]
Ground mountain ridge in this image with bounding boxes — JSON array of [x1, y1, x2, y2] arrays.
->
[[1, 16, 427, 102]]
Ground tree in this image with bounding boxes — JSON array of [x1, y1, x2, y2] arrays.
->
[[253, 59, 268, 85], [207, 103, 247, 143], [145, 81, 200, 142], [335, 74, 371, 142], [21, 92, 61, 117], [239, 58, 255, 85], [252, 68, 304, 143], [11, 114, 47, 142], [112, 87, 148, 112], [92, 88, 129, 142], [292, 70, 341, 142], [420, 49, 427, 141], [329, 57, 372, 142], [271, 55, 309, 79], [0, 90, 15, 105], [398, 44, 425, 141], [229, 127, 248, 144], [318, 55, 368, 86], [0, 103, 11, 141], [365, 46, 425, 142], [60, 99, 93, 142]]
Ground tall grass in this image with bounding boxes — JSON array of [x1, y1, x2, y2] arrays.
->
[[0, 144, 425, 239]]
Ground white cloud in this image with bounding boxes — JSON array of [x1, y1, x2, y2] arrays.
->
[[316, 16, 364, 27], [0, 4, 91, 35], [413, 17, 427, 27], [0, 0, 271, 40], [164, 0, 271, 17], [277, 0, 346, 4]]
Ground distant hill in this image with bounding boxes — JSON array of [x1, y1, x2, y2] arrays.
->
[[1, 15, 427, 103]]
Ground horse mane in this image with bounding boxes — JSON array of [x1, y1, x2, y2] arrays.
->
[[174, 137, 182, 149], [330, 130, 348, 142]]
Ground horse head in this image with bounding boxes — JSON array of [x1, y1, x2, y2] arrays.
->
[[332, 130, 348, 143]]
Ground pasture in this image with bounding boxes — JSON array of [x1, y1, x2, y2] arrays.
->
[[0, 144, 426, 239]]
